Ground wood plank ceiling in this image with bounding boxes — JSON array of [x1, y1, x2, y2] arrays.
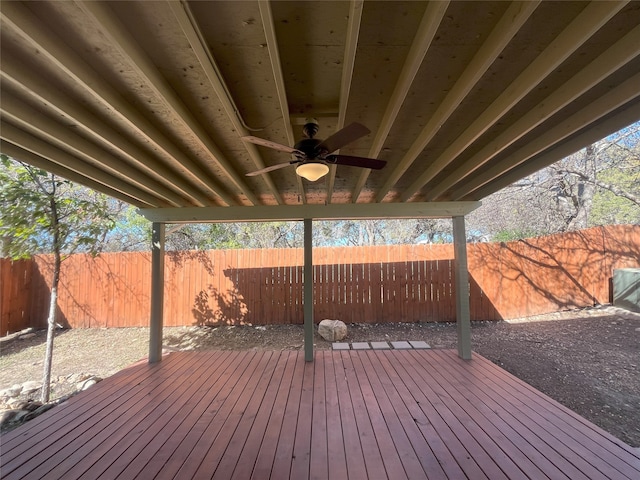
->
[[1, 1, 639, 215]]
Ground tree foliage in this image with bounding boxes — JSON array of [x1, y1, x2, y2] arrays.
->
[[0, 156, 115, 258], [0, 155, 115, 402]]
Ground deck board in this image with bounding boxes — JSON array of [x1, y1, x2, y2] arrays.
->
[[1, 349, 639, 480], [47, 352, 222, 480], [323, 351, 349, 480], [453, 352, 618, 478], [129, 351, 241, 479], [394, 351, 492, 480], [155, 350, 255, 480], [350, 350, 409, 480], [419, 352, 569, 479], [462, 352, 639, 479]]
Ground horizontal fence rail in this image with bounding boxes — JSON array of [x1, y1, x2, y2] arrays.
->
[[1, 225, 639, 334]]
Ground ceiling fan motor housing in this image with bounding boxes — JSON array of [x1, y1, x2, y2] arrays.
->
[[294, 137, 324, 159]]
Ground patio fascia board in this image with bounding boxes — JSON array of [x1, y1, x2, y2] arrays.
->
[[138, 201, 481, 223]]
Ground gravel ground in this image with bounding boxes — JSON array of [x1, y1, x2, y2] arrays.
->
[[1, 305, 639, 446]]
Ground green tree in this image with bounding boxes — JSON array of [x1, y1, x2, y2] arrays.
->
[[0, 156, 114, 402], [102, 203, 152, 252]]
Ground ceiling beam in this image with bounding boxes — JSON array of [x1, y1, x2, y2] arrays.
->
[[1, 1, 235, 206], [400, 0, 627, 202], [79, 1, 259, 206], [0, 132, 164, 208], [452, 72, 640, 200], [257, 0, 306, 203], [327, 0, 365, 203], [1, 59, 210, 207], [351, 0, 450, 202], [139, 201, 481, 223], [1, 93, 189, 207], [467, 102, 640, 201], [427, 22, 640, 200], [373, 1, 539, 203], [1, 141, 153, 208], [170, 0, 284, 205]]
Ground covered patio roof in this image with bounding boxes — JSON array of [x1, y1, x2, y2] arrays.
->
[[1, 1, 639, 213]]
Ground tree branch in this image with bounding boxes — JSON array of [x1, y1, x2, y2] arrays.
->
[[559, 168, 640, 206]]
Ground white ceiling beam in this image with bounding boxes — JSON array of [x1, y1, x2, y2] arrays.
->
[[0, 1, 235, 207], [80, 1, 259, 206], [468, 103, 640, 201], [0, 128, 165, 208], [1, 61, 210, 207], [170, 0, 283, 205], [400, 1, 627, 202], [452, 72, 640, 200], [351, 0, 450, 202], [1, 141, 153, 208], [1, 92, 189, 208], [373, 1, 539, 203], [257, 0, 305, 203], [257, 1, 295, 147], [427, 23, 640, 200], [326, 0, 365, 203], [139, 201, 480, 223]]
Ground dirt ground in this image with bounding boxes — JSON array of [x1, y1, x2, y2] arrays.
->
[[1, 305, 639, 447]]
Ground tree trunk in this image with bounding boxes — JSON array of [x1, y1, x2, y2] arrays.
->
[[0, 236, 10, 257], [40, 256, 59, 403], [41, 195, 61, 403], [568, 144, 597, 230]]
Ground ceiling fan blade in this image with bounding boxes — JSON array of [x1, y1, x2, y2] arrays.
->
[[242, 136, 302, 155], [317, 122, 370, 153], [246, 161, 297, 176], [326, 155, 387, 170]]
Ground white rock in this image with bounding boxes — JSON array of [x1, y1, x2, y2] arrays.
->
[[77, 376, 102, 391], [67, 373, 92, 384], [21, 381, 42, 395], [6, 398, 25, 409], [0, 386, 22, 398], [318, 319, 348, 342]]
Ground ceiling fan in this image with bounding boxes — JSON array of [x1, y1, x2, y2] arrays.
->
[[242, 119, 386, 181]]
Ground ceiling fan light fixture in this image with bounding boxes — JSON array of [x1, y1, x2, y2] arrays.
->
[[296, 162, 329, 181]]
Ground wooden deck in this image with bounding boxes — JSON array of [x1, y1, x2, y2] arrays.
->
[[1, 350, 638, 479]]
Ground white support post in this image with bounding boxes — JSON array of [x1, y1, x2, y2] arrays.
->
[[303, 218, 314, 362], [149, 222, 165, 363], [453, 215, 472, 360]]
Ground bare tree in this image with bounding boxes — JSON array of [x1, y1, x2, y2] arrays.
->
[[468, 123, 639, 241]]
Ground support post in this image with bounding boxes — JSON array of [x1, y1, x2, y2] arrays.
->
[[453, 215, 472, 360], [303, 218, 314, 362], [149, 222, 165, 363]]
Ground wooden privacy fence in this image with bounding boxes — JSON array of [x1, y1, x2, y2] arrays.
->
[[0, 259, 32, 336], [1, 225, 639, 335]]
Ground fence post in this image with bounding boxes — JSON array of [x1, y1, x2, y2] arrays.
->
[[453, 216, 472, 360], [149, 222, 165, 363], [304, 218, 314, 362]]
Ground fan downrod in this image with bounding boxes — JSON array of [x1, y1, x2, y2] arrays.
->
[[302, 118, 319, 138]]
